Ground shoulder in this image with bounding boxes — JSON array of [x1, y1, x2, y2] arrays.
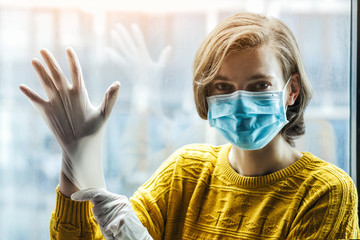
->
[[303, 152, 354, 185], [291, 153, 359, 239], [301, 152, 357, 201]]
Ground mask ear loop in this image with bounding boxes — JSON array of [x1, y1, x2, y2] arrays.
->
[[282, 75, 293, 116], [282, 76, 292, 91]]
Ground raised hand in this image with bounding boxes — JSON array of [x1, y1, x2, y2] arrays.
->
[[19, 48, 120, 190], [107, 24, 171, 115]]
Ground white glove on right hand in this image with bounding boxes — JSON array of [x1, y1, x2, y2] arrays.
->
[[19, 48, 120, 189], [72, 188, 153, 240]]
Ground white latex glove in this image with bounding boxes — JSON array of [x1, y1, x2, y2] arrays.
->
[[19, 48, 120, 189], [107, 23, 171, 115], [72, 188, 153, 240]]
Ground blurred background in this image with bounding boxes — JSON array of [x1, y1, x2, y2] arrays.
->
[[0, 0, 354, 238]]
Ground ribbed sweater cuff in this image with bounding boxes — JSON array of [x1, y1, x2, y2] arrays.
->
[[54, 186, 94, 227]]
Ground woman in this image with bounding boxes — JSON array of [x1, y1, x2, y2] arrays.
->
[[20, 12, 359, 239]]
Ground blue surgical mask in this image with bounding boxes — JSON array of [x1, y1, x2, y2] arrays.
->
[[206, 79, 290, 150]]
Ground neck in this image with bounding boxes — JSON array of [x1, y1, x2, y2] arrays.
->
[[228, 135, 302, 176]]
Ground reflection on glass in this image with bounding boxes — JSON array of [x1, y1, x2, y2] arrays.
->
[[0, 0, 351, 238]]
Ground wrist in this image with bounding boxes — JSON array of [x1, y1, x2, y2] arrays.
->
[[54, 186, 93, 227], [59, 171, 79, 197]]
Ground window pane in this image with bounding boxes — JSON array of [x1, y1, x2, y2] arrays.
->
[[0, 0, 352, 238]]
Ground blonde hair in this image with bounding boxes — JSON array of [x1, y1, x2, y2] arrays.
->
[[193, 12, 312, 146]]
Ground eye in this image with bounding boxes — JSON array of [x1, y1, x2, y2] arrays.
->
[[248, 81, 272, 91], [257, 82, 270, 89], [209, 81, 235, 95], [215, 82, 232, 91]]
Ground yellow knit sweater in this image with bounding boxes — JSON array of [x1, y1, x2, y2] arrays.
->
[[50, 144, 360, 239]]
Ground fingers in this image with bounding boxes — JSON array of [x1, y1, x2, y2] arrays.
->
[[158, 45, 172, 66], [66, 47, 84, 90], [100, 81, 121, 120], [31, 58, 60, 101], [72, 188, 125, 204], [106, 47, 126, 65], [71, 188, 108, 202], [112, 24, 137, 58], [19, 84, 47, 107], [131, 24, 150, 57], [40, 48, 71, 90]]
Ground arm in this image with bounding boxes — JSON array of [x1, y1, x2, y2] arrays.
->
[[71, 151, 179, 240], [20, 48, 120, 238], [20, 48, 120, 191], [50, 187, 104, 240], [60, 171, 79, 198]]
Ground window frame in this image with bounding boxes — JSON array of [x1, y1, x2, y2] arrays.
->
[[350, 0, 359, 198]]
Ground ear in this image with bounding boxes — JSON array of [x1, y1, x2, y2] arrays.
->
[[286, 73, 301, 106]]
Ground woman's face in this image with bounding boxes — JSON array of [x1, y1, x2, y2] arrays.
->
[[208, 46, 285, 96]]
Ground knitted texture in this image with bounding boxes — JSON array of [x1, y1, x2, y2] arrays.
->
[[50, 187, 104, 240], [130, 144, 360, 239], [49, 144, 359, 239]]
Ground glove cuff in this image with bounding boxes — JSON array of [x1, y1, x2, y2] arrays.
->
[[53, 186, 94, 227]]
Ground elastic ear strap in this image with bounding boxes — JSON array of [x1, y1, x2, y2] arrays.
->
[[282, 76, 292, 107], [282, 76, 292, 91]]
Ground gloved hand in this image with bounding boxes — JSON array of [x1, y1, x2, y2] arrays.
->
[[19, 48, 120, 189], [107, 23, 171, 115], [71, 188, 153, 240]]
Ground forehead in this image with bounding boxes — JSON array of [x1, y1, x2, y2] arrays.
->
[[218, 46, 284, 82]]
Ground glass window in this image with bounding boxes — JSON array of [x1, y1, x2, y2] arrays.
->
[[0, 0, 354, 238]]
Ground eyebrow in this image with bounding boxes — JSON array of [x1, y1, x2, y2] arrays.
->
[[212, 75, 230, 81], [248, 73, 275, 80], [213, 73, 276, 81]]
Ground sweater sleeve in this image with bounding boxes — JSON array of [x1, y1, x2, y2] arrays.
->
[[286, 172, 360, 239], [49, 187, 105, 240]]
